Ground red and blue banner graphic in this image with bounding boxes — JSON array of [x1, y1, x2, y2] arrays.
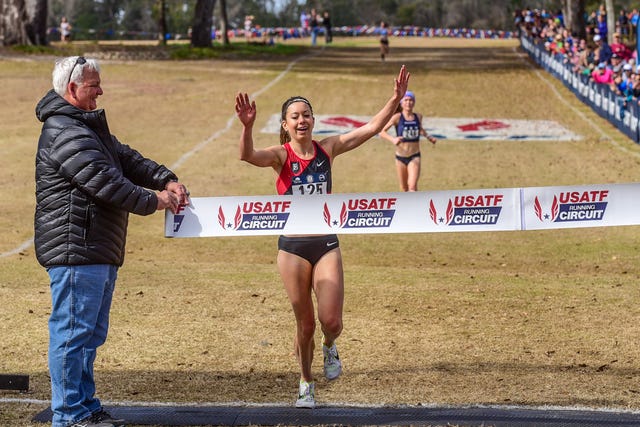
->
[[429, 194, 505, 226], [521, 184, 639, 230], [217, 200, 292, 231], [261, 115, 580, 141], [323, 197, 398, 229], [165, 182, 640, 237]]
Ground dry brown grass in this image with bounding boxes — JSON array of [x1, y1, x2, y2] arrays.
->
[[2, 36, 640, 427]]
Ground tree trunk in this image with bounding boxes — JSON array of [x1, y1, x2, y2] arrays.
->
[[1, 0, 48, 46], [192, 0, 216, 48], [158, 0, 167, 46], [220, 0, 229, 45], [1, 0, 28, 45], [24, 0, 46, 45], [605, 0, 614, 43], [565, 0, 586, 40]]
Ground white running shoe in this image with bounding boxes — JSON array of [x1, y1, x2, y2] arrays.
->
[[295, 379, 316, 409], [323, 342, 342, 380]]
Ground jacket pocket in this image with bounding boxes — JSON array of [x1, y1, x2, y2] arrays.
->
[[83, 203, 96, 244]]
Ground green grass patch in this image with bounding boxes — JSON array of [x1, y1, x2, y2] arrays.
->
[[169, 41, 306, 60], [3, 39, 306, 61]]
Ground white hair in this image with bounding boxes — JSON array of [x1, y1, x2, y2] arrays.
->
[[52, 56, 100, 96]]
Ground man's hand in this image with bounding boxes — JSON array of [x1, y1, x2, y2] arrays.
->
[[165, 180, 190, 206], [157, 190, 181, 214]]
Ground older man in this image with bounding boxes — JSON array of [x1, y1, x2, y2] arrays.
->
[[35, 57, 189, 427]]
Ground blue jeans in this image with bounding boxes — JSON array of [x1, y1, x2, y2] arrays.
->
[[47, 264, 118, 427]]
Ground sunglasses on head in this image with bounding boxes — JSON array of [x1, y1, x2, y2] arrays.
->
[[66, 56, 86, 88]]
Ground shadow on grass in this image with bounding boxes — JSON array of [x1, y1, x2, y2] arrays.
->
[[20, 359, 636, 408]]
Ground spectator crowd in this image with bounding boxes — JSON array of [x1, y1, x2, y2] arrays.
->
[[517, 6, 640, 113]]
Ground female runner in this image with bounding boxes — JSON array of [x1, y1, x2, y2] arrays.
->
[[379, 90, 437, 191], [235, 65, 410, 408]]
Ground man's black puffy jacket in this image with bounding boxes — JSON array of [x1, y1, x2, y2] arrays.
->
[[34, 89, 178, 267]]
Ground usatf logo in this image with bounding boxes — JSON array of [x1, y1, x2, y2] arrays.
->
[[172, 204, 186, 232], [218, 200, 291, 231], [534, 190, 608, 222], [323, 198, 396, 228], [429, 194, 503, 225]]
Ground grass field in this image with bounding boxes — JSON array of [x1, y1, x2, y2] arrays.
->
[[2, 36, 640, 427]]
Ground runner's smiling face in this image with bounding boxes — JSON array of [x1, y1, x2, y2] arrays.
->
[[282, 101, 314, 141]]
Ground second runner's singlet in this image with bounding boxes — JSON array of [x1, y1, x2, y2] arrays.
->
[[396, 113, 421, 143]]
